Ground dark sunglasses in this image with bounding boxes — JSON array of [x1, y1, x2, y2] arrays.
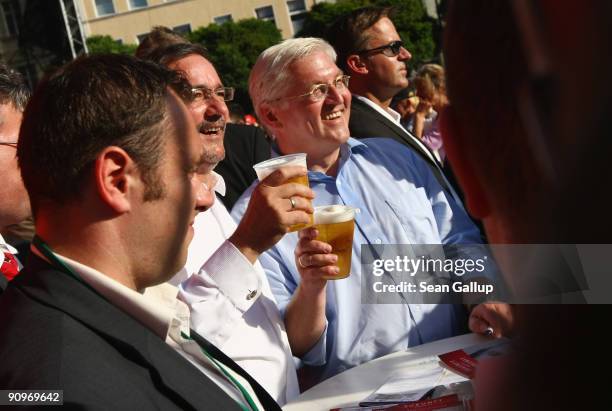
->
[[358, 40, 404, 57]]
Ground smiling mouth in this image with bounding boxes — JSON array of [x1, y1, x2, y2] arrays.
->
[[199, 121, 226, 135], [323, 110, 343, 120]]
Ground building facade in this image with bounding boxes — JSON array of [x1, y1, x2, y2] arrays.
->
[[76, 0, 319, 44]]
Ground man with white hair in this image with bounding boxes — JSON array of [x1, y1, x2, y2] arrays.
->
[[233, 37, 513, 383]]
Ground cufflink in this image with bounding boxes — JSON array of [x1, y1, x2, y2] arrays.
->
[[246, 289, 257, 300]]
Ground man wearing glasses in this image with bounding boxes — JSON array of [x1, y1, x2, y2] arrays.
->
[[0, 64, 30, 288], [233, 37, 510, 384], [143, 42, 309, 404], [327, 7, 460, 202]]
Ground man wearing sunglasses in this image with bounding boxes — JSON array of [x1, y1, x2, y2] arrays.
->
[[328, 7, 461, 203], [0, 64, 30, 289]]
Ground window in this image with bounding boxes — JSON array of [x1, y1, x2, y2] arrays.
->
[[287, 0, 307, 35], [255, 5, 274, 22], [95, 0, 115, 16], [1, 0, 19, 36], [173, 23, 192, 35], [128, 0, 148, 9], [213, 14, 232, 25]]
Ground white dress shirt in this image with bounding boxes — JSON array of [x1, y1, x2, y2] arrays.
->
[[174, 172, 299, 405], [33, 249, 263, 411], [0, 233, 22, 269]]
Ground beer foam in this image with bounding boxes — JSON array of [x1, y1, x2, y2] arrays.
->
[[314, 205, 355, 224]]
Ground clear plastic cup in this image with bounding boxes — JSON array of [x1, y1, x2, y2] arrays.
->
[[313, 205, 358, 279]]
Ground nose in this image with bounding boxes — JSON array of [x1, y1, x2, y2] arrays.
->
[[398, 46, 412, 61], [325, 83, 345, 105], [204, 99, 229, 121]]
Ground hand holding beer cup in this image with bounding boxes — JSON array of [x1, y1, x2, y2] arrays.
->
[[253, 153, 314, 231], [295, 205, 357, 281], [230, 165, 314, 263]]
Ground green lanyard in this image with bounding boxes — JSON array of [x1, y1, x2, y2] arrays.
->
[[33, 236, 258, 411], [181, 332, 259, 411]]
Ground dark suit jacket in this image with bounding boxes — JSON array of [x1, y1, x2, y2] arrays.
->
[[0, 273, 6, 295], [0, 255, 253, 410], [349, 97, 460, 197], [216, 124, 271, 209]]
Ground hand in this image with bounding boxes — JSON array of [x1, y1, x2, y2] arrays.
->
[[469, 302, 514, 338], [294, 227, 338, 293], [230, 166, 314, 263], [415, 99, 433, 117]]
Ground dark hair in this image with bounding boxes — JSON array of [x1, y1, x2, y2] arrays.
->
[[145, 42, 209, 69], [17, 54, 191, 213], [326, 6, 392, 72], [135, 26, 189, 60], [0, 64, 30, 111]]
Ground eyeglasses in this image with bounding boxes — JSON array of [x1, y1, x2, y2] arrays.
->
[[275, 75, 350, 103], [0, 141, 17, 149], [191, 86, 235, 104], [358, 40, 405, 57]]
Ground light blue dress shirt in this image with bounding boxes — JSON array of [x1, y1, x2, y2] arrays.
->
[[231, 138, 483, 382]]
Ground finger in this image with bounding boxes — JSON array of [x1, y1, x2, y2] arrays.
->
[[298, 227, 319, 240], [261, 166, 307, 187], [298, 253, 338, 268], [286, 196, 314, 213], [469, 314, 490, 335], [274, 182, 315, 201], [296, 239, 332, 255], [301, 265, 340, 280]]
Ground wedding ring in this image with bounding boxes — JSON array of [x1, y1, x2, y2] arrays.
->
[[485, 326, 494, 336], [290, 197, 297, 209], [297, 254, 308, 268]]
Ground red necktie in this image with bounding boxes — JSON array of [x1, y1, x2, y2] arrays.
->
[[1, 251, 19, 281]]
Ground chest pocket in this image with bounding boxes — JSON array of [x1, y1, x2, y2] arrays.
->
[[383, 195, 438, 242]]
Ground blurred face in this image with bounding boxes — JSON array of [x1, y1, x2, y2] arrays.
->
[[168, 54, 229, 167], [0, 103, 30, 230], [267, 51, 351, 160], [361, 17, 411, 95], [140, 93, 214, 283]]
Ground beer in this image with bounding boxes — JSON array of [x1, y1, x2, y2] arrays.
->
[[253, 153, 313, 232], [313, 205, 357, 280]]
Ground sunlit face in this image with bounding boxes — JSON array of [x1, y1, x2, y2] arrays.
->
[[168, 54, 229, 167], [361, 17, 411, 94], [140, 92, 214, 283], [0, 103, 30, 230], [267, 51, 352, 159]]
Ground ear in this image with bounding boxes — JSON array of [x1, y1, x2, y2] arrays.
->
[[346, 54, 368, 75], [440, 107, 491, 219], [259, 102, 282, 131], [94, 147, 137, 214]]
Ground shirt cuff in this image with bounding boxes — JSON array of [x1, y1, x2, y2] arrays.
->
[[202, 240, 262, 312], [300, 322, 328, 366]]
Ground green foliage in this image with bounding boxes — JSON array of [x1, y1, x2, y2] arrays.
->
[[86, 35, 137, 55], [188, 19, 282, 113], [297, 0, 437, 69]]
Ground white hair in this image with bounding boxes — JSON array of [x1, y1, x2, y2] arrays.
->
[[249, 37, 337, 124]]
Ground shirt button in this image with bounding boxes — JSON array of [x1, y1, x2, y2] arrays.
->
[[375, 239, 382, 244], [337, 181, 342, 186], [246, 290, 257, 300]]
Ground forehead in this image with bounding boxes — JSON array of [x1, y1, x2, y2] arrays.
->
[[365, 17, 401, 45], [168, 54, 222, 88], [164, 91, 201, 159], [288, 51, 342, 87]]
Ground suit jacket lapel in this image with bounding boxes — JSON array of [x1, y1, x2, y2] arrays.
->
[[17, 255, 242, 411], [190, 330, 282, 411], [351, 98, 442, 169]]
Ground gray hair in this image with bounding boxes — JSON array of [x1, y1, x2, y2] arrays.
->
[[249, 37, 337, 122], [0, 64, 30, 111]]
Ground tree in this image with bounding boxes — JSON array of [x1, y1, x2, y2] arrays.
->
[[188, 19, 282, 113], [297, 0, 437, 69], [86, 35, 137, 55]]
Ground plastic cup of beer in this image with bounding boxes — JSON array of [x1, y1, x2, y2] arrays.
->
[[313, 205, 357, 280], [253, 153, 312, 232]]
